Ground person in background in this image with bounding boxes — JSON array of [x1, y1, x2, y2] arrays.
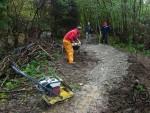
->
[[85, 22, 92, 43], [63, 26, 81, 64], [101, 21, 110, 44]]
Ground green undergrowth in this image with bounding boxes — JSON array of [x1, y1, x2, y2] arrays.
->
[[21, 60, 59, 79], [69, 83, 81, 91], [0, 93, 8, 103], [4, 79, 21, 90], [0, 80, 21, 102], [110, 37, 150, 56], [2, 51, 61, 91]]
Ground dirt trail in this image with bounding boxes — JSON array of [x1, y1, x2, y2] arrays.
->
[[0, 42, 131, 113], [69, 44, 129, 113], [1, 37, 149, 113], [43, 44, 130, 113]]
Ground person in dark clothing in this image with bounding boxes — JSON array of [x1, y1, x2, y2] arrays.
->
[[85, 22, 92, 43], [101, 21, 110, 44]]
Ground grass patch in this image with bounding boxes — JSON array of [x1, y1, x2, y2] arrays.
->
[[109, 37, 150, 56], [4, 79, 21, 90], [0, 93, 8, 103], [0, 93, 8, 99], [22, 60, 59, 79], [69, 83, 81, 91]]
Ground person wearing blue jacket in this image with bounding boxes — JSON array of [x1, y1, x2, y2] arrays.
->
[[101, 21, 110, 44]]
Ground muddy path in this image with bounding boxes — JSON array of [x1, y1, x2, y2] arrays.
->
[[42, 43, 129, 113], [1, 38, 150, 113], [43, 43, 150, 113]]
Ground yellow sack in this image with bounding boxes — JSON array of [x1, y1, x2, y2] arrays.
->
[[63, 39, 74, 64]]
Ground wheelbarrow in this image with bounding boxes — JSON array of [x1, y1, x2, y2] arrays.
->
[[11, 63, 74, 105]]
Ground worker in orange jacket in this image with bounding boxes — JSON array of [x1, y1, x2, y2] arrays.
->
[[63, 27, 81, 64]]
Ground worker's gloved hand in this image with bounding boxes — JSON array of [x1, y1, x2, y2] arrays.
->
[[72, 43, 79, 46], [78, 41, 81, 45], [72, 39, 81, 46], [72, 42, 80, 50]]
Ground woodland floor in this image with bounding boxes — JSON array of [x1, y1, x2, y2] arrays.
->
[[0, 36, 150, 113]]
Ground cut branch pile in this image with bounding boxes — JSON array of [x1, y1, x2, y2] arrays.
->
[[0, 41, 62, 88]]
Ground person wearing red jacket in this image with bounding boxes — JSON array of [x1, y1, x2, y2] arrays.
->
[[63, 27, 81, 64]]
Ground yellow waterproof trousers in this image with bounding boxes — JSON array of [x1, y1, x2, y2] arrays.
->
[[63, 39, 74, 64]]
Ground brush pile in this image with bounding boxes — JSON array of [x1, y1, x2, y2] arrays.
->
[[0, 40, 62, 89]]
